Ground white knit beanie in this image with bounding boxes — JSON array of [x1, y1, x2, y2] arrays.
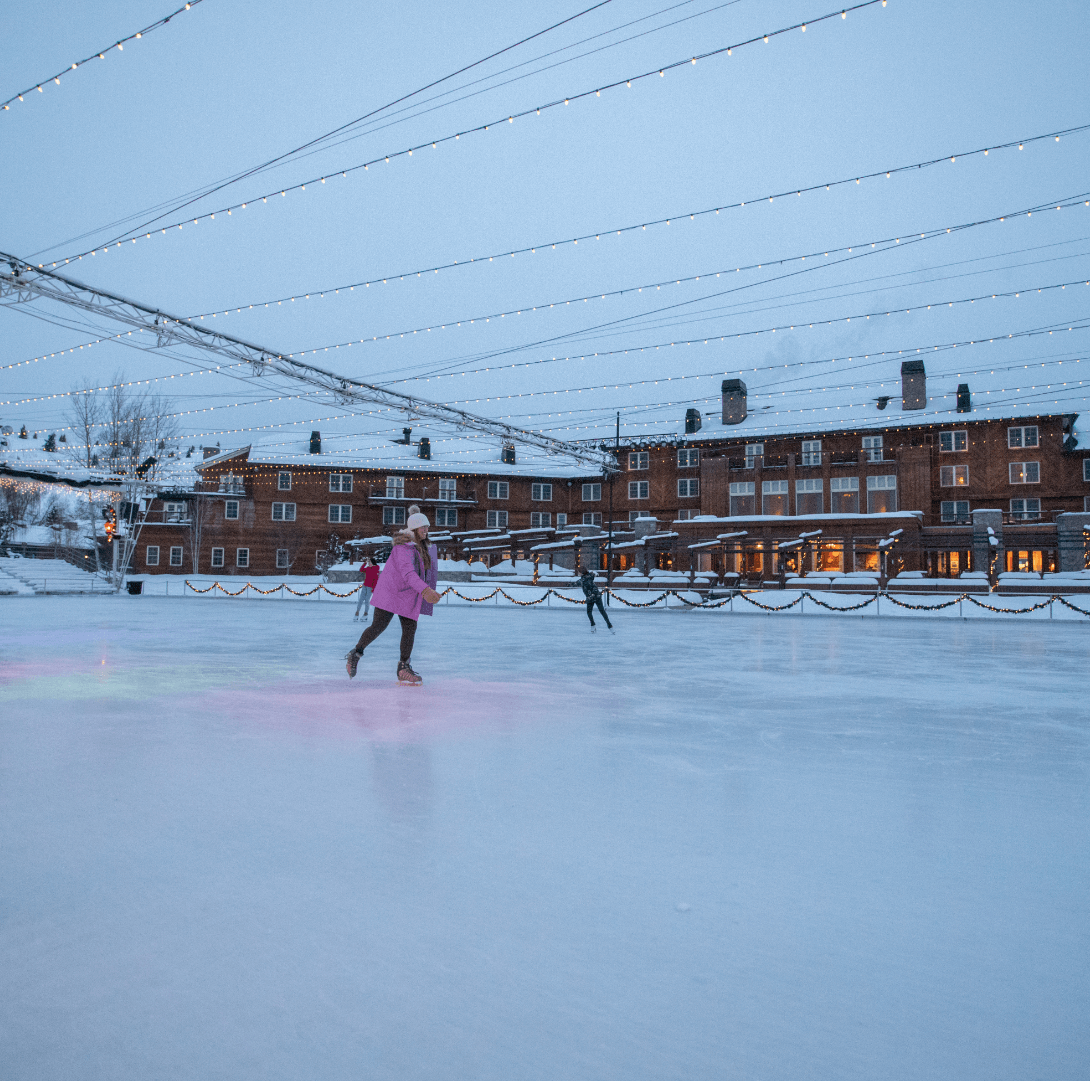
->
[[406, 512, 430, 532]]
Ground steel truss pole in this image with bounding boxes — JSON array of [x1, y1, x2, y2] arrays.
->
[[0, 254, 618, 474]]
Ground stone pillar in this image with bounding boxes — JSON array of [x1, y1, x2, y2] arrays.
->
[[1056, 513, 1090, 572], [972, 509, 1003, 579]]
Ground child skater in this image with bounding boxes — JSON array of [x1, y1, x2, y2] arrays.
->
[[353, 555, 380, 621], [578, 567, 614, 634], [345, 512, 442, 683]]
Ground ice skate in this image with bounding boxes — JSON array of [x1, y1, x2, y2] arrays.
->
[[589, 623, 597, 634], [345, 649, 362, 678], [397, 661, 422, 685]]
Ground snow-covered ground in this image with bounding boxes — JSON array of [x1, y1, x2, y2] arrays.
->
[[1, 597, 1088, 1081]]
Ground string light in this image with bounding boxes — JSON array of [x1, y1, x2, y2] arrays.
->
[[1, 1, 206, 113], [61, 0, 900, 261]]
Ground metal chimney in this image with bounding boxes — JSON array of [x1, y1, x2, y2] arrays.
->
[[956, 383, 971, 413], [721, 379, 748, 425], [900, 360, 926, 411], [309, 430, 321, 454], [684, 408, 702, 434]]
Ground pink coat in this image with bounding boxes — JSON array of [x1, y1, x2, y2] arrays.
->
[[370, 537, 438, 620]]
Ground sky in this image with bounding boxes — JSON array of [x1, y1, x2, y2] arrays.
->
[[2, 0, 1089, 472]]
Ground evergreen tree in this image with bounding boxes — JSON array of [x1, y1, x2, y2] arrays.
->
[[43, 433, 57, 452], [18, 425, 27, 439]]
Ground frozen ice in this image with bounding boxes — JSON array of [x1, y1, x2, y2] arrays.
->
[[1, 595, 1088, 1081]]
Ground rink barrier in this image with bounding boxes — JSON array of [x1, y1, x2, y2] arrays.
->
[[182, 580, 1090, 616]]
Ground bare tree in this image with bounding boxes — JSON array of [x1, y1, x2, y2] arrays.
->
[[66, 384, 102, 469], [189, 493, 212, 574]]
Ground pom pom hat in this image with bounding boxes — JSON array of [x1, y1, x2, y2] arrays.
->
[[406, 512, 430, 532]]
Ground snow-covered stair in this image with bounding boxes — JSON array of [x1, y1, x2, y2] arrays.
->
[[0, 562, 36, 595], [0, 557, 105, 594]]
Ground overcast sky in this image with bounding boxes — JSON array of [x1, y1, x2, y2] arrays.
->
[[2, 0, 1088, 462]]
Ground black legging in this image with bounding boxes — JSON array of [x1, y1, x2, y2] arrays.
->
[[586, 596, 612, 628], [355, 607, 417, 663]]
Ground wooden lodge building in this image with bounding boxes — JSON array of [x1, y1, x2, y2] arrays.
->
[[138, 360, 1090, 583]]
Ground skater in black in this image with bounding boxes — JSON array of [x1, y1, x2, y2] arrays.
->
[[578, 568, 613, 633]]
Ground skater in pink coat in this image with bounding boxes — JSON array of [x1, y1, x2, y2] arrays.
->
[[345, 512, 441, 683]]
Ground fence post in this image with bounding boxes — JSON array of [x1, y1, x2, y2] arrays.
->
[[959, 597, 963, 619]]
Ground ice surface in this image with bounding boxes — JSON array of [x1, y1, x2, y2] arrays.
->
[[1, 596, 1088, 1081]]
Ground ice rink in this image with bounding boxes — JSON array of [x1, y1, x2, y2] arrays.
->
[[2, 595, 1088, 1081]]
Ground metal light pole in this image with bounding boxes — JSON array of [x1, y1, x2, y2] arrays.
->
[[606, 412, 619, 599]]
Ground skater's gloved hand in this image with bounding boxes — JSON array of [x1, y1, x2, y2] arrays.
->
[[422, 587, 442, 604]]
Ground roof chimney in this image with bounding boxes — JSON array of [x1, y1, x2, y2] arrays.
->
[[721, 379, 747, 425], [417, 437, 431, 460], [684, 408, 702, 434], [501, 444, 516, 464], [309, 430, 321, 454], [956, 383, 971, 413], [900, 360, 926, 410]]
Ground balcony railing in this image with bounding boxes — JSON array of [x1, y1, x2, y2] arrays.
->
[[830, 452, 859, 466], [368, 488, 479, 505]]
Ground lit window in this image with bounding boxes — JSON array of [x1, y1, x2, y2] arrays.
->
[[1010, 498, 1041, 520], [531, 483, 552, 501], [939, 431, 968, 453], [801, 440, 822, 466], [830, 476, 858, 513], [224, 500, 239, 520], [236, 548, 249, 568], [329, 473, 353, 493], [210, 547, 224, 568], [277, 472, 292, 491], [796, 477, 823, 515], [487, 481, 509, 500], [762, 479, 788, 515], [677, 449, 700, 468], [328, 505, 352, 523], [169, 546, 183, 567], [866, 475, 897, 513], [383, 507, 405, 526], [276, 549, 289, 569], [486, 510, 508, 529], [146, 545, 159, 566], [862, 435, 884, 462], [530, 511, 551, 528], [677, 479, 700, 498], [628, 480, 649, 499], [271, 502, 296, 521], [1009, 462, 1040, 484], [1008, 426, 1039, 449], [628, 452, 649, 470], [434, 507, 457, 527], [940, 500, 970, 523], [940, 465, 969, 487], [582, 483, 601, 501]]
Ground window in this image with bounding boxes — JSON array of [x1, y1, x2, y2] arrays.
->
[[1008, 426, 1038, 449], [744, 443, 763, 467], [438, 478, 457, 501], [277, 471, 292, 491], [532, 483, 552, 501], [169, 546, 183, 567], [582, 483, 601, 501], [941, 500, 970, 524], [730, 480, 755, 516], [762, 479, 788, 515], [164, 501, 186, 522], [220, 472, 244, 495], [830, 476, 859, 513], [796, 478, 823, 515], [329, 504, 352, 523], [628, 452, 649, 470], [628, 480, 649, 499], [675, 509, 696, 520], [236, 548, 249, 568], [801, 440, 822, 467], [678, 449, 700, 468], [271, 502, 296, 521], [940, 465, 969, 487], [1084, 459, 1090, 482], [630, 510, 653, 523], [582, 512, 602, 526], [486, 510, 508, 529], [556, 513, 567, 528], [1009, 462, 1040, 485], [867, 475, 897, 513], [677, 479, 700, 498], [385, 476, 404, 498], [1010, 498, 1041, 521], [939, 431, 967, 453], [224, 500, 239, 520], [861, 435, 884, 462], [146, 545, 159, 566], [210, 547, 224, 568], [530, 511, 551, 528], [329, 473, 353, 493], [487, 481, 509, 500], [383, 506, 406, 526], [434, 507, 458, 527], [276, 549, 290, 569]]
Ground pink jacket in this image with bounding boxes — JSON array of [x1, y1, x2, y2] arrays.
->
[[370, 536, 438, 620]]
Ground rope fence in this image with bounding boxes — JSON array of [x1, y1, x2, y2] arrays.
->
[[180, 580, 1090, 618]]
